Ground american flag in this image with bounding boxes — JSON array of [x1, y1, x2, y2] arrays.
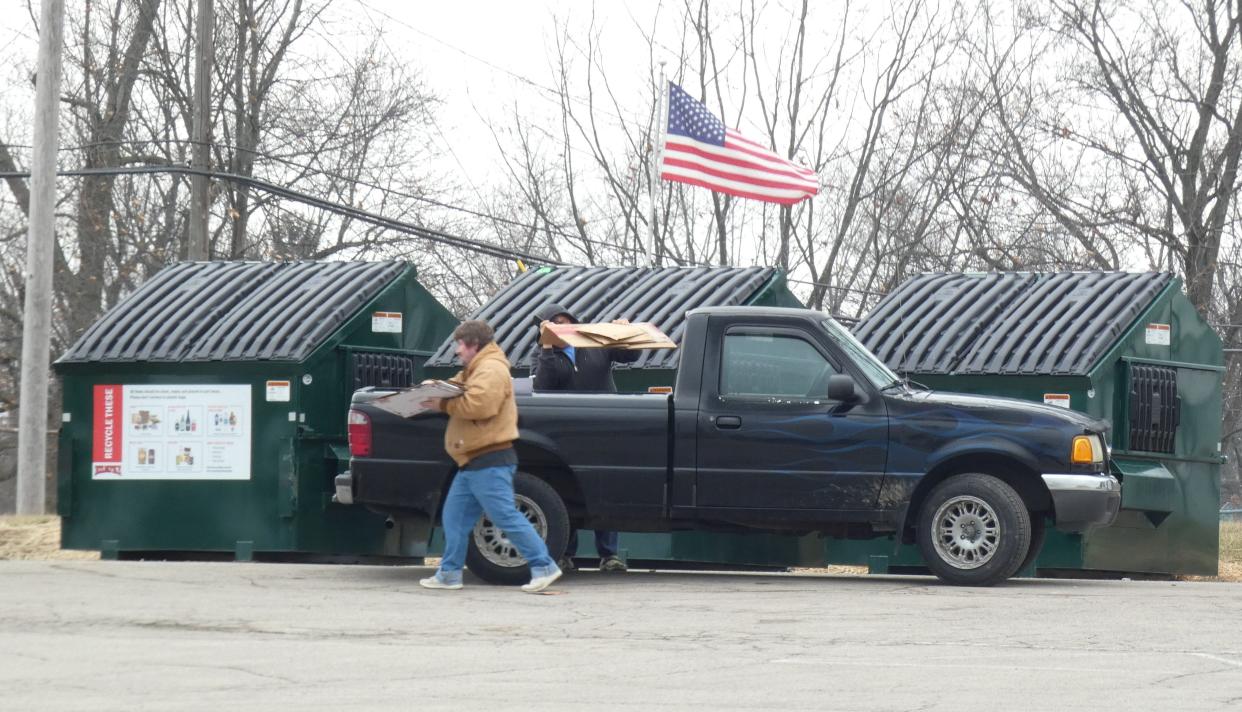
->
[[659, 83, 819, 205]]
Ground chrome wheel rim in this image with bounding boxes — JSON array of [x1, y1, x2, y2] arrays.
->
[[932, 495, 1000, 569], [472, 494, 547, 567]]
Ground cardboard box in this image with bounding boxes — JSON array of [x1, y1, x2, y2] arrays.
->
[[369, 380, 464, 417], [539, 322, 677, 350]]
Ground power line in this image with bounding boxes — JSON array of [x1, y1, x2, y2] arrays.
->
[[6, 136, 647, 258], [0, 157, 878, 297], [0, 164, 567, 266], [5, 137, 659, 261]]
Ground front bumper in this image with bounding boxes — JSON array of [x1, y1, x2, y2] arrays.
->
[[1042, 472, 1122, 531]]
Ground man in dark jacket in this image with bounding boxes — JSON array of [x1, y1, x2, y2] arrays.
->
[[532, 303, 641, 393], [531, 303, 638, 571]]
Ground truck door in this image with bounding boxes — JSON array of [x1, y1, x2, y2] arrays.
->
[[694, 319, 889, 510]]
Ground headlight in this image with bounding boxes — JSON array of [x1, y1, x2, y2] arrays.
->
[[1071, 434, 1104, 465]]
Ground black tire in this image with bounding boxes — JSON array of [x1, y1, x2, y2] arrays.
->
[[465, 471, 570, 585], [916, 473, 1031, 586], [1017, 514, 1048, 576]]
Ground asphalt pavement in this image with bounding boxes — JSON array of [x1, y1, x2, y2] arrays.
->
[[2, 561, 1240, 711]]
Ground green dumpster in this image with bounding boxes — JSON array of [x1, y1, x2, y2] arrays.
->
[[55, 260, 457, 560], [852, 271, 1225, 577]]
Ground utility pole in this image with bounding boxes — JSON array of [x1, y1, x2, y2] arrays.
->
[[16, 0, 65, 515], [188, 0, 213, 260]]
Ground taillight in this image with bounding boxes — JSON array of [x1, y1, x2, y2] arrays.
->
[[348, 409, 372, 457]]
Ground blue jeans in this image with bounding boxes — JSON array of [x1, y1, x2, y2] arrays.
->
[[567, 529, 619, 558], [438, 463, 555, 584]]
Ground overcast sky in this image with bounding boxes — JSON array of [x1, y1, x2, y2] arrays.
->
[[0, 0, 666, 190], [363, 0, 659, 184]]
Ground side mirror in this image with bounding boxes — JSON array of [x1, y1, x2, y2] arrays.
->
[[827, 374, 858, 402]]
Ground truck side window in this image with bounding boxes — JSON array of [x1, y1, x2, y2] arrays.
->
[[721, 333, 839, 398]]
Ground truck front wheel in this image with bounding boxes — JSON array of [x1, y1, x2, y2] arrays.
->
[[465, 471, 570, 586], [916, 473, 1031, 586]]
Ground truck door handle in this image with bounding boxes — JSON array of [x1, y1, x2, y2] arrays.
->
[[715, 415, 742, 429]]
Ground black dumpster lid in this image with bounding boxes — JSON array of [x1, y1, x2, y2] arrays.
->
[[426, 266, 779, 370], [58, 260, 407, 363], [852, 271, 1174, 375]]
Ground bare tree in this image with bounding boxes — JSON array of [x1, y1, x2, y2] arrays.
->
[[0, 0, 447, 411], [1215, 204, 1242, 501], [60, 0, 162, 338], [982, 0, 1242, 315], [487, 0, 993, 318]]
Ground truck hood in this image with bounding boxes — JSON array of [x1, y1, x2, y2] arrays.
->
[[899, 389, 1109, 434]]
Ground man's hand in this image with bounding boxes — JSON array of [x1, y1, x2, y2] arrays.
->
[[420, 397, 443, 411], [540, 320, 554, 349]]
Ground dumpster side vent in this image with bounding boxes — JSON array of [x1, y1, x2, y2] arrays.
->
[[352, 352, 418, 389], [1128, 364, 1180, 453]]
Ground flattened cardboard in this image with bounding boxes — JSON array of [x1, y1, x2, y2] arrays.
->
[[539, 322, 676, 350], [575, 323, 649, 342], [369, 380, 465, 418]]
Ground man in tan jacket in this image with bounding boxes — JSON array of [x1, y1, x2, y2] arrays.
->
[[417, 320, 561, 593]]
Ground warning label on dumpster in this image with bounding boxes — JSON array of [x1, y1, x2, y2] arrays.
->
[[1042, 393, 1071, 408], [91, 384, 252, 480], [265, 380, 291, 402], [371, 311, 402, 333], [1145, 323, 1171, 345]]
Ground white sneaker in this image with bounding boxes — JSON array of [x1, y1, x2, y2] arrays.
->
[[521, 566, 563, 593], [419, 575, 462, 590]]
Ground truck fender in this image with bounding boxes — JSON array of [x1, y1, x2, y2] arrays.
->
[[894, 439, 1048, 548], [925, 437, 1042, 475], [515, 428, 565, 460], [433, 433, 575, 520], [512, 431, 587, 516]]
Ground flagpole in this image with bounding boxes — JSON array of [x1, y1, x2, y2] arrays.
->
[[648, 61, 666, 268]]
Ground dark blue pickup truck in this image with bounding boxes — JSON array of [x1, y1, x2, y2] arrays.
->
[[337, 306, 1121, 586]]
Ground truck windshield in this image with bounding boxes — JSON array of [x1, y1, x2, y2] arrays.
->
[[820, 318, 902, 389]]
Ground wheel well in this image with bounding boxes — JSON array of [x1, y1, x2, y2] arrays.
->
[[431, 446, 584, 522], [513, 442, 586, 522], [901, 453, 1052, 544]]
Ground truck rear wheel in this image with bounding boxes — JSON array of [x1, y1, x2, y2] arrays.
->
[[465, 471, 570, 586], [916, 473, 1031, 586]]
